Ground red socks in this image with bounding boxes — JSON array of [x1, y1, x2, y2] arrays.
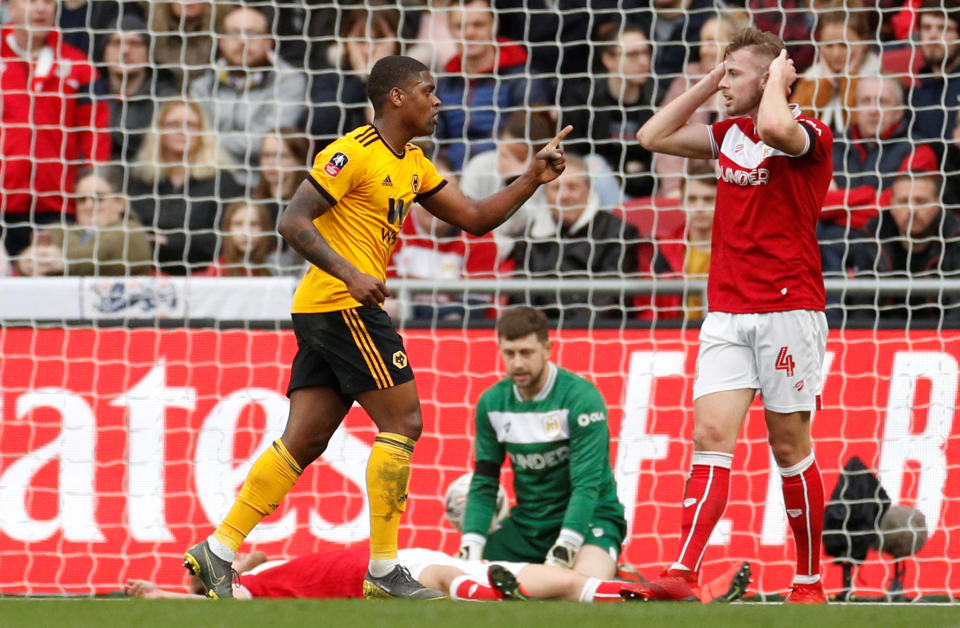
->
[[450, 575, 499, 601], [779, 454, 824, 583], [673, 451, 733, 572], [581, 578, 626, 602]]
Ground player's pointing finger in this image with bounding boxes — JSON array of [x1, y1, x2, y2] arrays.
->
[[545, 125, 573, 151]]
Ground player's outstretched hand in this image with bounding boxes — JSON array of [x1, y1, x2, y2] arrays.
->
[[345, 271, 391, 306], [124, 579, 160, 599], [528, 125, 573, 184]]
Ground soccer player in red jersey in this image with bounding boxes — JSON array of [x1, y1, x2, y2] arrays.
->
[[626, 27, 832, 604], [125, 545, 627, 603]]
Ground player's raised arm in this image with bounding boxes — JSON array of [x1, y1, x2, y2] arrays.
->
[[277, 181, 390, 305], [419, 125, 572, 236], [756, 50, 808, 156], [635, 62, 725, 158]]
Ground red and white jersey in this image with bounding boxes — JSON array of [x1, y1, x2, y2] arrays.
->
[[707, 106, 832, 313], [236, 545, 368, 599]]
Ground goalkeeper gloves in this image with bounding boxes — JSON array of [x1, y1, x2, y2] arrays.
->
[[457, 533, 486, 561], [544, 528, 584, 568]]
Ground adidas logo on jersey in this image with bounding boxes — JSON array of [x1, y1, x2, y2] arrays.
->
[[382, 175, 393, 187], [683, 498, 697, 508], [787, 509, 803, 518]]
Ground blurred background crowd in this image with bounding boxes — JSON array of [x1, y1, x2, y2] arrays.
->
[[1, 0, 957, 325]]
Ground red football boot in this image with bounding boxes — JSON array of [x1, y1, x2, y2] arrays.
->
[[620, 568, 700, 602], [784, 581, 828, 604]]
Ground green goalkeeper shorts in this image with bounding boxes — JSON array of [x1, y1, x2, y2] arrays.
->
[[482, 514, 624, 563]]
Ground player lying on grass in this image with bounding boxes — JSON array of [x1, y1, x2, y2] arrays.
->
[[126, 545, 628, 602]]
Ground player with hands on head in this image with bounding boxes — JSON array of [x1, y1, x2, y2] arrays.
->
[[457, 307, 626, 578], [184, 54, 571, 600], [628, 29, 832, 604]]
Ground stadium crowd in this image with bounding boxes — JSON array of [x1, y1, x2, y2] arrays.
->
[[1, 0, 958, 322]]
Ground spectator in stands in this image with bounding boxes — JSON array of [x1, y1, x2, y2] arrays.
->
[[252, 130, 311, 221], [435, 0, 550, 169], [910, 0, 960, 140], [128, 100, 241, 275], [251, 129, 311, 275], [655, 12, 748, 196], [460, 111, 555, 261], [96, 14, 178, 164], [745, 0, 815, 73], [387, 156, 508, 321], [309, 3, 400, 148], [510, 154, 640, 324], [14, 166, 151, 277], [941, 116, 960, 210], [847, 171, 960, 322], [833, 76, 938, 192], [58, 0, 145, 59], [561, 23, 656, 199], [492, 0, 622, 75], [0, 0, 111, 256], [652, 165, 716, 320], [199, 201, 275, 277], [190, 5, 307, 185], [628, 0, 717, 96], [407, 0, 459, 70], [792, 10, 881, 134], [148, 0, 218, 87]]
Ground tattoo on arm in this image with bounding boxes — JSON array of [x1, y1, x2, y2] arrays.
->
[[281, 193, 357, 282]]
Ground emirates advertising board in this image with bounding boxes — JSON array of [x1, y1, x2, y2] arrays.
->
[[0, 328, 957, 596]]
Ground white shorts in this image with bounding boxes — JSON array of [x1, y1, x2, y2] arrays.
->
[[693, 310, 828, 413], [398, 548, 525, 583]]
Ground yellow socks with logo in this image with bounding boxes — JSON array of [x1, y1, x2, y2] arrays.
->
[[212, 439, 302, 552], [367, 433, 416, 563]]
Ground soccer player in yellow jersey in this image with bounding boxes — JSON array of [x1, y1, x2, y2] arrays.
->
[[184, 55, 571, 599]]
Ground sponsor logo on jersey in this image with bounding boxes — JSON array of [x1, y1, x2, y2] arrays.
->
[[412, 174, 420, 194], [787, 508, 803, 518], [543, 412, 563, 438], [508, 445, 570, 471], [717, 165, 770, 186], [392, 350, 407, 368], [795, 379, 805, 391], [683, 497, 697, 508], [592, 527, 604, 538], [323, 152, 349, 177], [382, 175, 393, 187], [576, 411, 605, 427]]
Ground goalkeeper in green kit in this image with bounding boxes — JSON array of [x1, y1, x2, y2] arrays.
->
[[457, 307, 626, 579]]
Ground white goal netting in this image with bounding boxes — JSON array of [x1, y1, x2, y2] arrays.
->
[[0, 0, 958, 600]]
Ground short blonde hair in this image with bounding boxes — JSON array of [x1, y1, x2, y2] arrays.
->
[[724, 27, 784, 62]]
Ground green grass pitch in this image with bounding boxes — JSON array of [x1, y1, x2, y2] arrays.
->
[[2, 599, 960, 628]]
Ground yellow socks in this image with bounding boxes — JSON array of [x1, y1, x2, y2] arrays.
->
[[212, 439, 302, 552], [367, 433, 416, 560]]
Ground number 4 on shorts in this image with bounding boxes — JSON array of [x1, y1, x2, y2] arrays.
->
[[776, 347, 795, 377]]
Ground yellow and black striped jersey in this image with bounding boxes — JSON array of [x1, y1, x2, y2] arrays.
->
[[292, 124, 446, 313]]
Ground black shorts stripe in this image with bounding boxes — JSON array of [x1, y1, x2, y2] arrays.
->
[[345, 309, 394, 387], [340, 310, 389, 388]]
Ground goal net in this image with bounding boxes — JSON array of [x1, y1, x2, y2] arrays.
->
[[0, 0, 957, 601]]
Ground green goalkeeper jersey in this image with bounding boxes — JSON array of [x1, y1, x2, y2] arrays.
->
[[463, 363, 625, 542]]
